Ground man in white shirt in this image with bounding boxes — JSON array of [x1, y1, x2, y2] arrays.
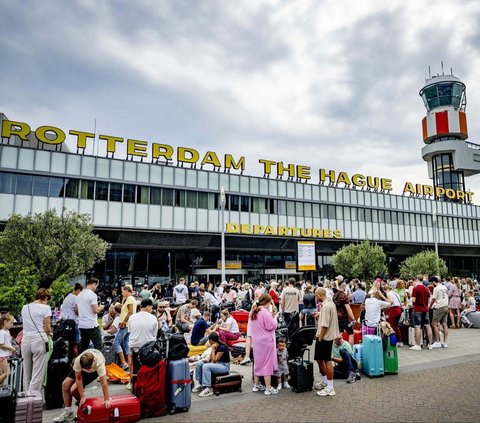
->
[[75, 278, 104, 352], [429, 276, 449, 348], [173, 278, 189, 304], [60, 283, 83, 358], [128, 299, 158, 349]]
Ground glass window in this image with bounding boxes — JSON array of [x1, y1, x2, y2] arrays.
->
[[240, 176, 249, 193], [397, 212, 404, 225], [385, 210, 391, 224], [198, 171, 208, 189], [137, 186, 149, 204], [0, 172, 16, 194], [123, 184, 136, 203], [295, 202, 303, 217], [336, 206, 343, 220], [240, 196, 249, 212], [185, 169, 197, 188], [328, 205, 336, 219], [174, 168, 186, 186], [415, 214, 421, 226], [321, 204, 328, 219], [350, 207, 357, 221], [421, 214, 427, 227], [372, 209, 379, 223], [49, 177, 65, 197], [162, 188, 174, 206], [379, 210, 385, 223], [278, 200, 286, 215], [110, 183, 122, 202], [198, 192, 208, 209], [33, 176, 50, 197], [208, 193, 216, 210], [80, 180, 94, 200], [391, 211, 397, 224], [16, 174, 33, 195], [268, 199, 276, 214], [365, 208, 372, 222], [252, 197, 268, 214], [186, 191, 197, 208], [358, 208, 365, 222], [95, 181, 109, 201], [344, 206, 351, 221], [312, 203, 320, 218], [163, 166, 174, 185], [230, 195, 239, 211], [230, 175, 239, 192], [287, 201, 295, 216], [304, 202, 312, 217], [174, 190, 185, 207], [150, 187, 162, 205]]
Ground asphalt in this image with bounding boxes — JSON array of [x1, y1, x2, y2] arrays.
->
[[43, 327, 480, 422]]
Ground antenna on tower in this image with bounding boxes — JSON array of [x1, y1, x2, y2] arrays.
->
[[428, 65, 431, 79], [441, 61, 444, 75], [450, 67, 453, 75]]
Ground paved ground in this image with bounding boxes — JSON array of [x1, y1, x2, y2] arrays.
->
[[43, 327, 480, 422]]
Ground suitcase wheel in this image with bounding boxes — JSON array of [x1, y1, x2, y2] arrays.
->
[[169, 407, 176, 415]]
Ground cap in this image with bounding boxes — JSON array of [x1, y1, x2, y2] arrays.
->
[[335, 275, 344, 283]]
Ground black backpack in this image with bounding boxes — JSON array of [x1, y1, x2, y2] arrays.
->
[[139, 340, 167, 367], [167, 333, 188, 361]]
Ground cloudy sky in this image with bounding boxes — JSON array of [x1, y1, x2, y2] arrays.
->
[[2, 1, 480, 201]]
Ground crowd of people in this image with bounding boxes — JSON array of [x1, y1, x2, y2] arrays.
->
[[0, 273, 478, 420]]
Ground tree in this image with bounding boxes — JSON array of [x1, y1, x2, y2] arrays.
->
[[0, 209, 110, 288], [0, 264, 38, 316], [399, 250, 448, 279], [332, 240, 387, 280]]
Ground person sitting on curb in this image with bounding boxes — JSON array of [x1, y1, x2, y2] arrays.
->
[[331, 335, 359, 383], [175, 300, 198, 333], [53, 349, 111, 422]]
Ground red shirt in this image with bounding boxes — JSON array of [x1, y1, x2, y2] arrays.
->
[[269, 289, 279, 305], [412, 284, 430, 313]]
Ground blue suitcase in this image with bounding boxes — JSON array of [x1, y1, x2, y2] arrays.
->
[[167, 358, 191, 414], [362, 335, 384, 378]]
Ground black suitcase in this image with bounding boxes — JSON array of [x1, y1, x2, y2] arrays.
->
[[0, 385, 16, 423], [231, 342, 246, 358], [211, 371, 242, 396], [45, 357, 71, 409], [102, 340, 116, 365], [288, 348, 314, 393]]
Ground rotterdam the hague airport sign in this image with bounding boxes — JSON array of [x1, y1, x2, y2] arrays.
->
[[1, 118, 474, 203]]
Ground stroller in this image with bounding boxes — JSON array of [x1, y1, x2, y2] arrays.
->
[[287, 326, 316, 359], [286, 326, 316, 392]]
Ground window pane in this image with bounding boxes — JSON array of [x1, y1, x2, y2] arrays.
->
[[391, 211, 397, 224], [49, 177, 65, 197], [0, 172, 16, 194], [110, 183, 122, 202], [328, 205, 336, 219], [33, 176, 50, 197], [312, 203, 320, 218], [344, 206, 351, 221], [336, 206, 343, 220], [287, 201, 295, 216], [198, 192, 208, 209], [321, 204, 328, 219], [95, 181, 109, 201], [208, 193, 217, 210], [230, 195, 239, 211], [186, 191, 197, 208], [240, 196, 249, 212], [137, 186, 149, 204], [150, 187, 162, 205], [278, 200, 286, 215], [175, 190, 185, 207], [162, 188, 174, 206], [16, 174, 33, 195], [350, 207, 357, 221], [372, 209, 378, 223], [123, 184, 136, 203], [358, 208, 365, 222], [304, 202, 312, 217], [80, 180, 94, 200], [365, 208, 372, 222]]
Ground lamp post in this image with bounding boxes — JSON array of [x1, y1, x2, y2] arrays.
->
[[432, 200, 439, 275], [220, 187, 226, 285]]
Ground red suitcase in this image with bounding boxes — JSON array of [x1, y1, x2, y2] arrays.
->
[[77, 394, 140, 423], [231, 310, 249, 324], [134, 361, 168, 418], [342, 329, 362, 344]]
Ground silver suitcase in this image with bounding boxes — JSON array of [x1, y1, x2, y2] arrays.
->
[[15, 390, 43, 423], [7, 357, 23, 392]]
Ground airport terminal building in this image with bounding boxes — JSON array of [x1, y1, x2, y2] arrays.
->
[[1, 74, 480, 283]]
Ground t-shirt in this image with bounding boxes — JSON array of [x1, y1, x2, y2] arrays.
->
[[466, 297, 476, 311], [222, 290, 237, 303], [0, 329, 12, 358], [102, 313, 115, 329], [173, 284, 188, 304], [277, 347, 288, 367], [333, 291, 350, 319], [281, 287, 300, 313], [76, 288, 99, 329], [72, 349, 106, 377], [351, 289, 366, 304], [432, 284, 449, 309], [331, 339, 353, 359], [139, 289, 151, 301], [203, 292, 220, 307], [175, 304, 191, 324], [364, 298, 390, 325], [189, 308, 201, 323], [128, 311, 158, 348], [315, 298, 340, 341], [216, 344, 230, 363], [191, 318, 209, 346], [303, 293, 316, 309], [120, 296, 137, 325], [60, 293, 78, 322], [387, 291, 402, 307], [394, 288, 406, 304], [221, 316, 239, 333], [21, 303, 51, 336], [412, 284, 431, 313]]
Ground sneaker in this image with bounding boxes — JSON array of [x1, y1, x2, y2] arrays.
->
[[264, 387, 278, 396], [468, 322, 474, 328], [240, 357, 251, 365], [355, 371, 362, 381], [346, 372, 356, 384], [283, 382, 291, 389], [432, 342, 442, 349], [317, 387, 336, 396], [121, 363, 130, 371], [409, 345, 421, 351], [198, 387, 213, 397], [314, 382, 327, 390], [442, 343, 448, 348], [192, 384, 202, 393], [277, 384, 282, 391], [427, 344, 433, 350], [397, 342, 404, 347], [125, 382, 132, 391], [252, 384, 266, 392], [53, 410, 75, 423]]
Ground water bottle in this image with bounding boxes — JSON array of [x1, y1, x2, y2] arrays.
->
[[162, 320, 168, 333]]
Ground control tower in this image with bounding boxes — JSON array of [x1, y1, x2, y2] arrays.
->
[[419, 70, 480, 202]]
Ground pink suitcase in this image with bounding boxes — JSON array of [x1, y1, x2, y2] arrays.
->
[[15, 390, 43, 423], [77, 394, 141, 423]]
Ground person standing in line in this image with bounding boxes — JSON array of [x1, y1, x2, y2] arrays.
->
[[332, 282, 356, 347], [21, 288, 53, 392], [0, 313, 16, 385], [280, 278, 300, 324], [173, 278, 189, 304], [409, 276, 433, 350], [448, 277, 462, 329], [429, 276, 449, 348], [314, 287, 340, 397], [76, 278, 104, 352], [114, 284, 136, 371], [60, 283, 83, 358]]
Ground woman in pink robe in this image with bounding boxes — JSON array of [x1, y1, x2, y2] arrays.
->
[[250, 294, 278, 395]]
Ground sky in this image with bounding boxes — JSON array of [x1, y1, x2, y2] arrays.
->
[[2, 1, 480, 201]]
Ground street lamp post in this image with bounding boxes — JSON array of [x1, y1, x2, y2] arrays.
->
[[220, 187, 226, 285], [432, 200, 439, 275]]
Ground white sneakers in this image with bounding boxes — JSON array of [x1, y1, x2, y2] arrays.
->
[[409, 345, 421, 351], [199, 387, 213, 397], [264, 387, 278, 396], [432, 342, 442, 349], [317, 387, 336, 396], [53, 410, 75, 423], [240, 357, 251, 365], [314, 381, 327, 390], [252, 384, 266, 392], [192, 384, 202, 393], [283, 381, 291, 389]]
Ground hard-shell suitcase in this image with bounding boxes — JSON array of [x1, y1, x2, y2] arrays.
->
[[7, 357, 23, 392], [342, 329, 362, 344], [167, 358, 191, 414], [288, 348, 314, 393], [362, 335, 384, 378], [15, 390, 43, 423], [408, 327, 416, 346], [102, 340, 116, 365], [211, 371, 242, 395], [353, 344, 363, 370], [77, 394, 140, 423], [134, 361, 168, 418], [383, 337, 399, 375], [45, 357, 71, 409], [231, 310, 249, 324], [0, 385, 16, 423]]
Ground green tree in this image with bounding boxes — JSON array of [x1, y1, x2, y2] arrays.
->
[[0, 209, 109, 288], [49, 275, 75, 308], [0, 264, 39, 316], [399, 250, 448, 279], [332, 240, 387, 280]]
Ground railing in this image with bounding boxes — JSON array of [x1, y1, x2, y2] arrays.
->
[[466, 141, 480, 150]]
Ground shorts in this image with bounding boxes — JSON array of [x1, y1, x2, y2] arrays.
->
[[338, 317, 354, 335], [67, 369, 99, 387], [413, 311, 430, 327], [273, 362, 289, 377], [432, 306, 448, 325], [314, 339, 334, 362]]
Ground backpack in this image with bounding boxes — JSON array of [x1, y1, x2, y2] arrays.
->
[[167, 333, 188, 361], [139, 340, 167, 367]]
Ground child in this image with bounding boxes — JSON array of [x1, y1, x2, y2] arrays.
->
[[461, 291, 476, 328], [0, 314, 16, 385], [274, 338, 290, 390]]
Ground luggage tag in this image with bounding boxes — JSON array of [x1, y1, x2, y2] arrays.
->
[[174, 386, 183, 397]]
